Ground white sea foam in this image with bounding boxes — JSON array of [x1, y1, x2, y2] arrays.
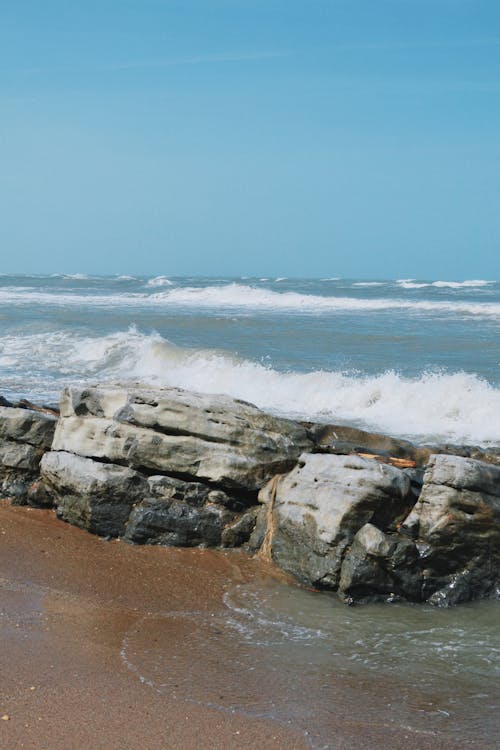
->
[[352, 282, 385, 287], [2, 327, 500, 445], [1, 283, 500, 317], [397, 279, 495, 290], [148, 284, 500, 317], [146, 275, 174, 287], [62, 273, 90, 280]]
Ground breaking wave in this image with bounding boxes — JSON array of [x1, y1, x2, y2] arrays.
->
[[397, 279, 495, 290], [145, 275, 174, 287], [2, 283, 499, 318], [2, 327, 500, 445]]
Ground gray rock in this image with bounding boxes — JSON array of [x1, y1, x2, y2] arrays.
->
[[402, 454, 500, 605], [0, 407, 57, 503], [0, 439, 41, 471], [125, 497, 231, 548], [124, 475, 253, 548], [0, 406, 56, 449], [221, 508, 259, 548], [40, 451, 148, 537], [338, 523, 422, 603], [258, 453, 411, 589], [307, 422, 431, 465], [52, 385, 312, 490], [308, 421, 500, 468]]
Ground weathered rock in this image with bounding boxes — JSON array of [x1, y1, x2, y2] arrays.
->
[[338, 523, 422, 603], [0, 439, 41, 472], [258, 453, 412, 589], [307, 422, 431, 466], [402, 454, 500, 605], [422, 443, 500, 468], [221, 508, 259, 548], [0, 406, 56, 449], [308, 422, 500, 468], [125, 497, 231, 547], [52, 386, 312, 491], [0, 406, 57, 503], [40, 451, 148, 537], [3, 386, 499, 608], [124, 475, 242, 547]]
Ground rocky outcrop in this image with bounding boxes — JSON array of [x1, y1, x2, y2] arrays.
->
[[308, 421, 500, 467], [0, 406, 56, 503], [40, 451, 148, 537], [1, 386, 499, 606], [40, 451, 257, 546], [124, 475, 256, 548], [257, 453, 413, 589], [52, 386, 312, 491], [402, 454, 500, 605], [307, 422, 431, 465], [338, 523, 422, 603], [257, 451, 500, 605]]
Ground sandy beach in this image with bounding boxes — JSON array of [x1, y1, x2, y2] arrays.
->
[[0, 500, 310, 750], [0, 500, 489, 750]]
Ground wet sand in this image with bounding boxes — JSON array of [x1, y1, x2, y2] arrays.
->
[[0, 501, 487, 750]]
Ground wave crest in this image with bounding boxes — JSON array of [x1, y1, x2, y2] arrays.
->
[[1, 327, 499, 445], [1, 282, 500, 317], [397, 279, 495, 290]]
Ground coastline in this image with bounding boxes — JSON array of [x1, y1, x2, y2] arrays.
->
[[0, 501, 308, 750], [0, 501, 493, 750]]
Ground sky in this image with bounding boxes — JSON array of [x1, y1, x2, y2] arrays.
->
[[1, 0, 499, 278]]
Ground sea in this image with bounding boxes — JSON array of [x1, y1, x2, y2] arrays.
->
[[1, 273, 499, 748], [1, 273, 500, 446]]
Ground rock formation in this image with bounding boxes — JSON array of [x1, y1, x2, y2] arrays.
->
[[0, 384, 498, 606], [0, 405, 56, 503], [52, 386, 312, 490]]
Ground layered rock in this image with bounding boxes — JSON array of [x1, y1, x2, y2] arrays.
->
[[1, 385, 498, 607], [308, 421, 500, 467], [40, 451, 148, 537], [402, 454, 500, 605], [0, 406, 56, 503], [125, 476, 256, 548], [257, 451, 500, 605], [257, 453, 413, 589], [40, 451, 257, 546], [52, 386, 312, 491]]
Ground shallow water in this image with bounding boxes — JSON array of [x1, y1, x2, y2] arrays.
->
[[121, 575, 500, 749]]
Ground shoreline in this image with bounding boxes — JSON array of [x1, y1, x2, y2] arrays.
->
[[0, 501, 308, 750], [0, 500, 491, 749]]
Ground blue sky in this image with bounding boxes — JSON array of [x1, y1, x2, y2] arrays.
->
[[1, 0, 499, 277]]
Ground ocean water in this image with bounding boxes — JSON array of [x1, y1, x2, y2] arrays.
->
[[120, 577, 500, 749], [1, 273, 499, 446]]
